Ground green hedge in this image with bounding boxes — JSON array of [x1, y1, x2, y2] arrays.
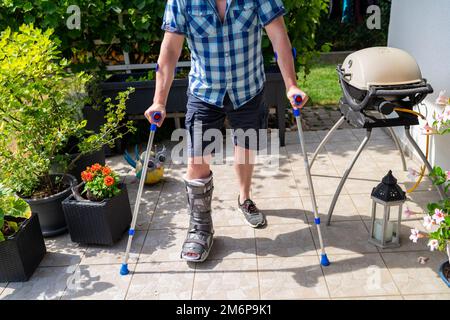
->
[[0, 0, 329, 75]]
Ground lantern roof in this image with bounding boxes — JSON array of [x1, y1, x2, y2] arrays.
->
[[371, 170, 406, 203]]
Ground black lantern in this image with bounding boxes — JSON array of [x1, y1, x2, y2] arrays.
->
[[369, 170, 406, 248]]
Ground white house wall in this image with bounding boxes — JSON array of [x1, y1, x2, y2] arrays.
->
[[388, 0, 450, 169]]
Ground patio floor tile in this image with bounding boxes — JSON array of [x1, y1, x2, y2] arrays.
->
[[61, 264, 136, 300], [126, 262, 195, 300], [213, 179, 241, 201], [40, 233, 87, 267], [255, 223, 316, 258], [322, 253, 400, 298], [211, 200, 251, 227], [193, 258, 259, 300], [0, 267, 73, 300], [80, 230, 146, 265], [127, 183, 162, 206], [403, 294, 450, 300], [150, 199, 190, 230], [343, 171, 385, 195], [302, 194, 361, 222], [139, 228, 186, 263], [333, 295, 403, 300], [208, 226, 256, 260], [294, 173, 348, 197], [253, 197, 307, 225], [381, 252, 450, 295], [257, 256, 329, 299], [0, 283, 7, 296], [252, 176, 299, 199], [311, 220, 379, 255]]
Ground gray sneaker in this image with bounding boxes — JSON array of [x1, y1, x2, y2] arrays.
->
[[238, 197, 266, 228]]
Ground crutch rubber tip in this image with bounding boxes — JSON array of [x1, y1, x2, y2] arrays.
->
[[120, 264, 130, 275], [320, 254, 330, 267]]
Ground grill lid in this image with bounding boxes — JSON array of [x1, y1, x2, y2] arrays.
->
[[341, 47, 423, 90]]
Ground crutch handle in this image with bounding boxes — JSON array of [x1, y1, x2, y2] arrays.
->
[[293, 94, 303, 106], [292, 95, 303, 117], [150, 111, 163, 131]]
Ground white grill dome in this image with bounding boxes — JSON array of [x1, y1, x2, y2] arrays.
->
[[341, 47, 423, 90]]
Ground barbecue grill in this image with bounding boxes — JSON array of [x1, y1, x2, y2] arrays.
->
[[308, 47, 446, 225]]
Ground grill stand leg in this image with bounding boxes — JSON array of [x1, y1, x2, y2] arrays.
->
[[404, 126, 446, 200], [387, 127, 408, 172], [327, 128, 372, 225], [310, 116, 346, 168]]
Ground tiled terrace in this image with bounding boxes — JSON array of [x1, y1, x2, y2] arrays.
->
[[1, 128, 449, 300]]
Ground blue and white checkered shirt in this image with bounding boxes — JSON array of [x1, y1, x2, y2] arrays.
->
[[162, 0, 286, 109]]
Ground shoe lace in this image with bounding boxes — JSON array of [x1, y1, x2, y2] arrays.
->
[[243, 200, 258, 214]]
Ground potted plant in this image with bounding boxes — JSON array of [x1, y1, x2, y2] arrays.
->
[[409, 103, 450, 286], [62, 164, 132, 245], [0, 185, 46, 282], [0, 25, 135, 237], [56, 89, 137, 180]]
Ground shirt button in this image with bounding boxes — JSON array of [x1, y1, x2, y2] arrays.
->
[[225, 52, 229, 57]]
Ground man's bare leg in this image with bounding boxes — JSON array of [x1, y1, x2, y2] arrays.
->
[[234, 146, 255, 201], [186, 156, 211, 180], [234, 145, 266, 227]]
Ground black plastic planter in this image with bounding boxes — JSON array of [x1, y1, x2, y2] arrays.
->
[[99, 67, 287, 145], [0, 214, 46, 282], [69, 149, 106, 182], [24, 174, 77, 238], [62, 184, 132, 246], [439, 261, 450, 288], [99, 72, 189, 115], [264, 67, 288, 146]]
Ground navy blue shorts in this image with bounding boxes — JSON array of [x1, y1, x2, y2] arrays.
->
[[185, 89, 268, 157]]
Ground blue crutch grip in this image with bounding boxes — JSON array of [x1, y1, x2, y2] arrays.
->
[[320, 254, 330, 267], [293, 94, 303, 106], [150, 112, 163, 132], [120, 263, 130, 275], [274, 52, 278, 62], [292, 47, 297, 59], [293, 94, 303, 117]]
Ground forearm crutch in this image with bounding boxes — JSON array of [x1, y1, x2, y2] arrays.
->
[[120, 112, 162, 275], [293, 95, 330, 267]]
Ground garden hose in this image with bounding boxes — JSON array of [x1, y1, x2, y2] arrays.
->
[[393, 107, 428, 193]]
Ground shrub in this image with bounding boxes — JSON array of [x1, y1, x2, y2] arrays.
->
[[0, 0, 330, 75], [0, 24, 135, 198]]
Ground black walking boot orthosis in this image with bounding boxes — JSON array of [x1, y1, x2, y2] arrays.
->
[[181, 173, 214, 262]]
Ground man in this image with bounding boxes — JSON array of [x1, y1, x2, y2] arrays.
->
[[145, 0, 308, 262]]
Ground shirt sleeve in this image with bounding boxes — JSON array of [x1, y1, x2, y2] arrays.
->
[[256, 0, 287, 26], [161, 0, 187, 35]]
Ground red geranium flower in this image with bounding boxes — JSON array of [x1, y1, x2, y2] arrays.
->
[[91, 163, 102, 172], [81, 171, 93, 182], [102, 166, 112, 176], [104, 175, 115, 187]]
